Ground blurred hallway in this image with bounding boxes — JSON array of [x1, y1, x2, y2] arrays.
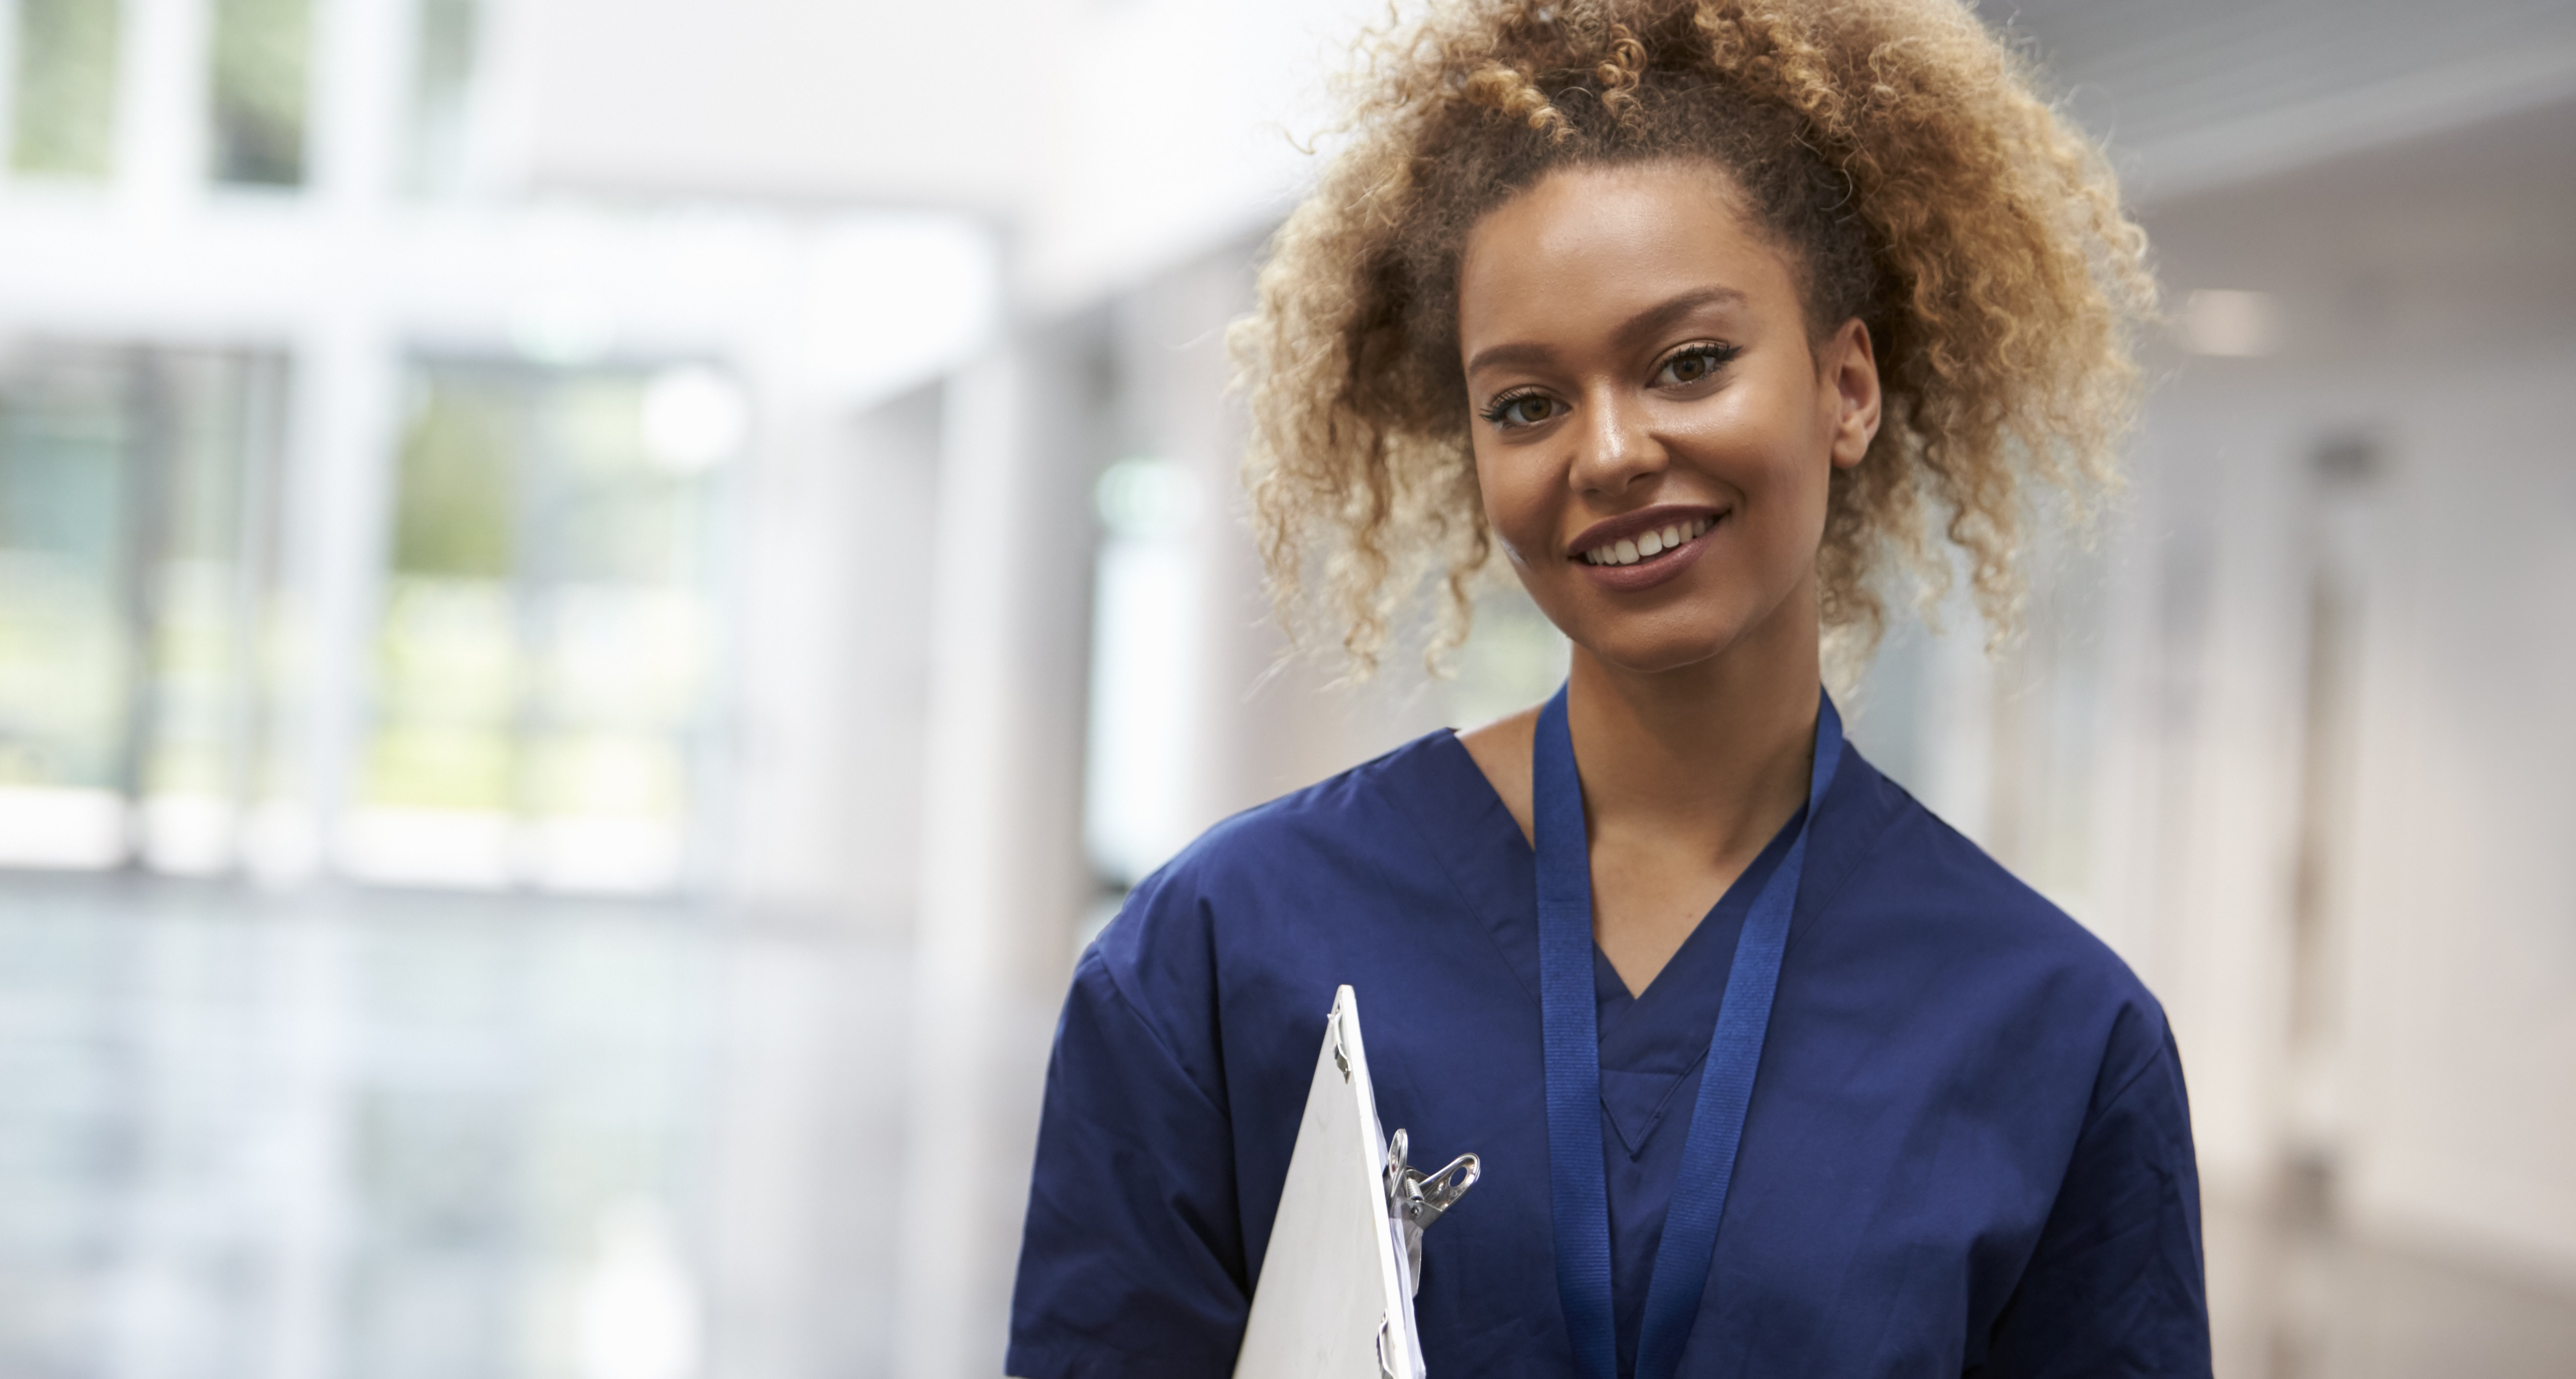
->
[[0, 0, 2571, 1376], [2202, 1197, 2576, 1379]]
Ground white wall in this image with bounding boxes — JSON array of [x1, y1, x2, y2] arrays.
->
[[900, 318, 1114, 1379], [2051, 96, 2576, 1284], [513, 0, 1050, 210], [730, 383, 944, 936]]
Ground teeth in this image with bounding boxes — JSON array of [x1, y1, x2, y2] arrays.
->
[[1581, 515, 1716, 567]]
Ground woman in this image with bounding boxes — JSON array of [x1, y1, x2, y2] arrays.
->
[[1009, 1, 2204, 1376]]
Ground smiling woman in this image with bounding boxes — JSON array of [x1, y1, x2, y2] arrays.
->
[[1456, 164, 1879, 675], [1009, 4, 2200, 1378], [1238, 0, 2152, 676]]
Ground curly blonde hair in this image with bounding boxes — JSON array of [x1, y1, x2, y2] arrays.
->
[[1234, 0, 2155, 674]]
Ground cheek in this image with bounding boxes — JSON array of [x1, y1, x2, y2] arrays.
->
[[1667, 398, 1836, 569], [1671, 404, 1811, 508], [1472, 448, 1551, 563], [1738, 444, 1833, 557]]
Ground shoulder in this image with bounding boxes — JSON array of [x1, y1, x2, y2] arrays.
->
[[1820, 749, 2171, 1080], [1087, 725, 1491, 989], [1838, 751, 2143, 984], [1156, 727, 1477, 899], [1452, 705, 1538, 844]]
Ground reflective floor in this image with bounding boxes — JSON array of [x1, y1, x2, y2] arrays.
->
[[0, 872, 2568, 1379], [2206, 1192, 2576, 1379], [0, 873, 902, 1379]]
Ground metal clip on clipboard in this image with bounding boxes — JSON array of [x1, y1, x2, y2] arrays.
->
[[1234, 987, 1481, 1379], [1383, 1129, 1480, 1298]]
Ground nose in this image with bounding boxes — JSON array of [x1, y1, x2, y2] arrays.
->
[[1567, 388, 1664, 497]]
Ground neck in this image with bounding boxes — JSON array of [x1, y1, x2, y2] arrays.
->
[[1565, 576, 1822, 855]]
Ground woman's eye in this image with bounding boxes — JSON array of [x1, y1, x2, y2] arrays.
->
[[1658, 344, 1736, 387], [1485, 393, 1560, 428]]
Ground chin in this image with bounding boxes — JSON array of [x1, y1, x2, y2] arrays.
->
[[1573, 614, 1752, 678], [1548, 561, 1811, 679]]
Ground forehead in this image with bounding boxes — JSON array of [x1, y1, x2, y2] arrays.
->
[[1456, 161, 1799, 348]]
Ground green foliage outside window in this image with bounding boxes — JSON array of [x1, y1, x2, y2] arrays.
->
[[369, 364, 723, 828], [10, 0, 122, 178], [394, 381, 514, 579], [407, 0, 479, 194], [209, 0, 309, 186]]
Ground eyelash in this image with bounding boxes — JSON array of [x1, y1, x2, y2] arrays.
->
[[1656, 341, 1740, 386], [1477, 342, 1742, 430], [1479, 389, 1555, 428]]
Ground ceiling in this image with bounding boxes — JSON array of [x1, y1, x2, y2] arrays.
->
[[2143, 89, 2576, 364], [1988, 0, 2576, 200], [506, 0, 2576, 299]]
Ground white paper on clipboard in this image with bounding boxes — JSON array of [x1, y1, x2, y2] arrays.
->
[[1234, 986, 1465, 1379]]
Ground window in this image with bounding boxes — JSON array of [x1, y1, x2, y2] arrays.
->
[[0, 343, 291, 870], [208, 0, 310, 186], [355, 360, 741, 892], [8, 0, 121, 177], [405, 0, 478, 195], [1082, 456, 1203, 889]]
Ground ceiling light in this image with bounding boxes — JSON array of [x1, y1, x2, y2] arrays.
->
[[2179, 289, 2284, 358]]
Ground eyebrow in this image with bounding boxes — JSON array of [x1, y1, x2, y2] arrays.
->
[[1463, 285, 1752, 378]]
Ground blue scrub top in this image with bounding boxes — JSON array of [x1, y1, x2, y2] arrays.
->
[[1007, 730, 2209, 1379]]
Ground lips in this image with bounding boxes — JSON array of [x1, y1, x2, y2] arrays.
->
[[1578, 514, 1714, 567], [1565, 504, 1726, 562], [1566, 505, 1725, 593]]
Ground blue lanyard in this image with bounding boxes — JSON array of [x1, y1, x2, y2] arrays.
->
[[1535, 683, 1843, 1379]]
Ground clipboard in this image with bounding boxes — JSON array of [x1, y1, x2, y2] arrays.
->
[[1234, 986, 1479, 1379]]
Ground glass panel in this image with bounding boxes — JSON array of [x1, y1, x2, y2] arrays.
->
[[373, 371, 517, 822], [362, 361, 733, 892], [0, 350, 134, 801], [8, 0, 121, 178], [405, 0, 478, 196], [208, 0, 310, 187], [0, 344, 290, 872], [142, 353, 290, 873], [1083, 457, 1204, 888]]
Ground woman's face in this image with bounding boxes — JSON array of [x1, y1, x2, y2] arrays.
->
[[1457, 160, 1879, 678]]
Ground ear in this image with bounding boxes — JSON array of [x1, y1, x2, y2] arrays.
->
[[1824, 317, 1881, 470]]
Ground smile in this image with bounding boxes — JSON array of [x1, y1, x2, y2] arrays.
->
[[1578, 516, 1715, 566]]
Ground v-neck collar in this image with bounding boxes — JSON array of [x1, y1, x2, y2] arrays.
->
[[1379, 728, 1903, 1161], [1587, 814, 1797, 1156], [1384, 727, 1899, 1026], [1591, 809, 1798, 1038]]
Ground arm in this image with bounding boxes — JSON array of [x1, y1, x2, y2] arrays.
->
[[1008, 945, 1248, 1379], [1981, 1015, 2213, 1379]]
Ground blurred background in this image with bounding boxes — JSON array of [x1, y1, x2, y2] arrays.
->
[[0, 0, 2569, 1376]]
